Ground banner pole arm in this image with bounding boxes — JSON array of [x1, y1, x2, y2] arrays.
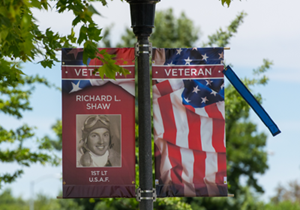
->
[[223, 65, 280, 136]]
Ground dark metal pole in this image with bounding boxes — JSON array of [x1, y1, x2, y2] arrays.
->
[[137, 35, 153, 210], [126, 0, 159, 209]]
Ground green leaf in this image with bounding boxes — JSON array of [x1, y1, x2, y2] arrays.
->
[[39, 59, 54, 68], [87, 24, 102, 42], [221, 0, 231, 7], [78, 25, 87, 45], [87, 5, 102, 16], [72, 16, 81, 26], [83, 40, 99, 64]]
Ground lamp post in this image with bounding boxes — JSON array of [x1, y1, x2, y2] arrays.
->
[[126, 0, 159, 209], [30, 173, 61, 210]]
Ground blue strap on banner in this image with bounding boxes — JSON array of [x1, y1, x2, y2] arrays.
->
[[223, 65, 281, 136]]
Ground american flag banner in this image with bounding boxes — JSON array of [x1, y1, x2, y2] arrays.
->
[[152, 48, 228, 197]]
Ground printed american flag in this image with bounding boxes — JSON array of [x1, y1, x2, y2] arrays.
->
[[61, 48, 135, 96], [152, 48, 228, 197]]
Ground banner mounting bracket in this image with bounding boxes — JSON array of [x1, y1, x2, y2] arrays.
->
[[136, 188, 157, 202], [135, 42, 152, 57]]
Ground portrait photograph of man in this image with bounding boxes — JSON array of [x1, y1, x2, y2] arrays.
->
[[76, 114, 121, 167]]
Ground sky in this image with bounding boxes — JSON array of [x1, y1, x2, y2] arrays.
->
[[1, 0, 300, 203]]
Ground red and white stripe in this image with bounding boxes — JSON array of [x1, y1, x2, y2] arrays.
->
[[153, 84, 226, 153], [153, 80, 227, 196]]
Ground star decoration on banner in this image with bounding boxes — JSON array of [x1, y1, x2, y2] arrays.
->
[[176, 48, 182, 55], [69, 81, 82, 93], [221, 83, 224, 89], [184, 97, 191, 103], [206, 79, 213, 86], [201, 97, 209, 103], [210, 90, 217, 96], [181, 78, 224, 108], [184, 57, 192, 65], [219, 52, 224, 59], [192, 86, 200, 94], [67, 48, 83, 59], [202, 53, 209, 61], [168, 61, 174, 66]]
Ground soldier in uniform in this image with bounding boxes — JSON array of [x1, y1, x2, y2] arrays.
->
[[77, 115, 120, 167]]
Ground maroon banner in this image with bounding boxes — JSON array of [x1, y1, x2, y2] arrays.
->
[[152, 48, 228, 197], [62, 48, 136, 198]]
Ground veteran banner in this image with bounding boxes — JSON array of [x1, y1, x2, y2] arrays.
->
[[62, 48, 136, 198], [152, 48, 228, 197]]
